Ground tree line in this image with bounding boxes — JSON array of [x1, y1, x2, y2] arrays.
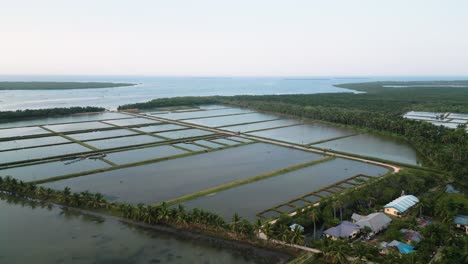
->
[[0, 176, 301, 246], [0, 106, 106, 121]]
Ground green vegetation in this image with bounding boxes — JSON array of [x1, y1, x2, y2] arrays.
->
[[0, 81, 135, 90], [119, 96, 218, 110], [0, 107, 106, 121]]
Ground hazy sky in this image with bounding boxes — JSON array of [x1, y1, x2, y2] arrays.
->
[[1, 0, 467, 76]]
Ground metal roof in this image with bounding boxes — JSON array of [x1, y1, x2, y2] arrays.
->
[[454, 215, 468, 226], [323, 221, 360, 238], [352, 212, 392, 232], [384, 195, 419, 213]]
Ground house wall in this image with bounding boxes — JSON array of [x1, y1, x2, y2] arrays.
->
[[384, 208, 401, 217]]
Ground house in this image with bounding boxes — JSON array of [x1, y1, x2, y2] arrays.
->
[[289, 223, 304, 232], [380, 240, 415, 255], [323, 221, 360, 240], [384, 195, 419, 217], [454, 215, 468, 233], [400, 229, 423, 244], [352, 212, 392, 235]]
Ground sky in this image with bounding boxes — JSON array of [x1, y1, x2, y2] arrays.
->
[[0, 0, 467, 76]]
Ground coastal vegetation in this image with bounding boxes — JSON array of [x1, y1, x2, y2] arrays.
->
[[0, 81, 135, 90], [0, 107, 106, 121]]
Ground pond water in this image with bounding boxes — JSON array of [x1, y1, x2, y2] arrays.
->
[[221, 119, 300, 133], [181, 158, 388, 221], [157, 129, 213, 139], [248, 123, 357, 144], [68, 128, 138, 141], [193, 140, 225, 149], [173, 143, 208, 152], [85, 135, 163, 150], [0, 126, 50, 139], [312, 133, 422, 165], [45, 121, 113, 133], [151, 108, 253, 120], [0, 136, 70, 151], [0, 195, 282, 264], [0, 143, 92, 165], [0, 112, 130, 129], [42, 143, 323, 204], [185, 113, 279, 127], [210, 138, 240, 146], [105, 145, 188, 165], [0, 159, 110, 182], [135, 123, 188, 133], [228, 137, 254, 143], [104, 117, 160, 126]]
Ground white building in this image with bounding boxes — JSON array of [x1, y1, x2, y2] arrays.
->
[[384, 195, 419, 217]]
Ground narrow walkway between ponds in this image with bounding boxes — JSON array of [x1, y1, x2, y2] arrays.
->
[[120, 111, 401, 174]]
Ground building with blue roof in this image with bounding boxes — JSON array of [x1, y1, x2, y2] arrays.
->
[[384, 195, 419, 217], [454, 215, 468, 234], [380, 240, 416, 255]]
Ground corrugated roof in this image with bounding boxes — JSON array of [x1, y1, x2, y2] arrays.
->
[[353, 212, 392, 232], [323, 221, 360, 238], [384, 195, 419, 213], [454, 215, 468, 226]]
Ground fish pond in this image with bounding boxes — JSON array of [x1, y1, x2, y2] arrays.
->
[[312, 133, 422, 165], [181, 158, 389, 221], [41, 143, 324, 204]]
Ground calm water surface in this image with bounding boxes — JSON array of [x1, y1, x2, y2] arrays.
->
[[42, 143, 323, 204], [0, 195, 285, 264]]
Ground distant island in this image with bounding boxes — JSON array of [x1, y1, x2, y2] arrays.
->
[[0, 81, 136, 90]]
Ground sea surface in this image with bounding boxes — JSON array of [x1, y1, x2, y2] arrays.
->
[[1, 75, 465, 111]]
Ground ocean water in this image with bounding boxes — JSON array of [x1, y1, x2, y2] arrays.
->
[[1, 75, 464, 111]]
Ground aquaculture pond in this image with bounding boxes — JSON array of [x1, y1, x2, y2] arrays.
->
[[174, 143, 208, 152], [181, 158, 389, 221], [42, 143, 323, 204], [157, 128, 213, 139], [0, 136, 70, 151], [194, 140, 225, 149], [44, 121, 113, 133], [0, 159, 110, 182], [135, 123, 188, 133], [105, 145, 188, 165], [0, 143, 92, 165], [248, 123, 357, 144], [0, 126, 50, 139], [211, 138, 240, 146], [85, 135, 163, 150], [0, 112, 130, 129], [221, 119, 300, 133], [104, 117, 160, 126], [67, 128, 138, 141], [0, 195, 285, 264], [312, 133, 422, 165], [151, 108, 253, 120], [184, 113, 279, 127]]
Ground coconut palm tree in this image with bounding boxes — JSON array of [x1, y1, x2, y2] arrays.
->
[[231, 213, 241, 233], [253, 219, 263, 237], [309, 207, 319, 240], [261, 222, 274, 242], [157, 202, 170, 223], [291, 225, 304, 245]]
